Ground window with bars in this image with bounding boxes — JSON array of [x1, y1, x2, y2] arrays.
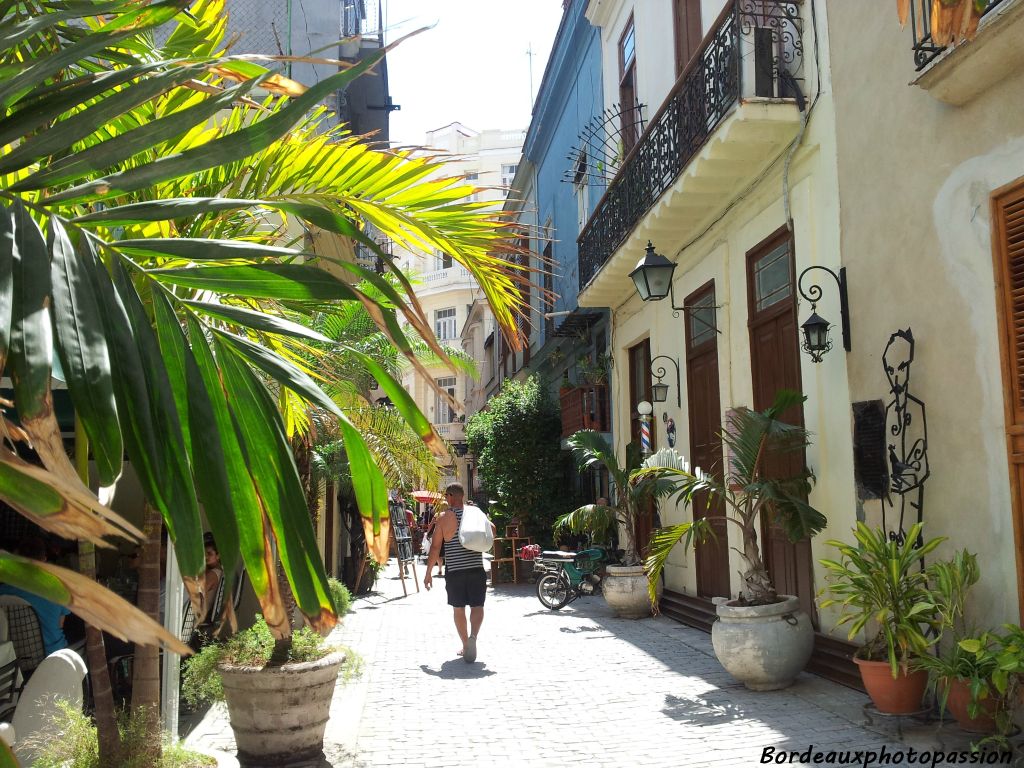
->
[[435, 377, 457, 424], [435, 307, 457, 341]]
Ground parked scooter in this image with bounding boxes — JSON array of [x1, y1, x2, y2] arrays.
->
[[533, 545, 619, 610]]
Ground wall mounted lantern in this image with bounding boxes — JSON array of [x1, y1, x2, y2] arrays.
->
[[649, 355, 681, 408], [797, 265, 851, 363], [630, 242, 722, 335], [630, 241, 678, 304]]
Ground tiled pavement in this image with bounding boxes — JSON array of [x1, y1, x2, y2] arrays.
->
[[184, 560, 988, 767]]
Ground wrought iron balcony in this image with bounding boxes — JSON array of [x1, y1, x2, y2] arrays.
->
[[577, 0, 804, 294], [908, 0, 1008, 71]]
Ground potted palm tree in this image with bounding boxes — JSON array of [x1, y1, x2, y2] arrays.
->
[[819, 523, 944, 713], [640, 390, 826, 690], [555, 432, 687, 618]]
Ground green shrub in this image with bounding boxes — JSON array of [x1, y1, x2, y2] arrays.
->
[[29, 700, 215, 768], [328, 577, 353, 615], [181, 616, 337, 707]]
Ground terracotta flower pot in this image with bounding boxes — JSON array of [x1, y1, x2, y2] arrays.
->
[[854, 657, 927, 714], [942, 677, 999, 733]]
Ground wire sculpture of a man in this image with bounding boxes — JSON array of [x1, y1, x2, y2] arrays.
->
[[882, 328, 929, 544]]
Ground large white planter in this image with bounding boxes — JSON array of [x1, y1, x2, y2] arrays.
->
[[603, 565, 659, 618], [219, 651, 345, 766], [711, 595, 813, 691]]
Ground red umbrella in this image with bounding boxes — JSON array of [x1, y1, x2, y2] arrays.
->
[[411, 490, 443, 504]]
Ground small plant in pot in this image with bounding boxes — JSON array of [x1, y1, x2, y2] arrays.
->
[[956, 625, 1024, 745], [554, 431, 683, 618], [913, 549, 1000, 732], [183, 605, 351, 766], [819, 522, 944, 714], [638, 389, 826, 690]]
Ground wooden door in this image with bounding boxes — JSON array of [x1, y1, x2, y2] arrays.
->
[[992, 178, 1024, 621], [685, 282, 730, 598], [674, 0, 703, 76], [747, 228, 816, 622], [628, 340, 655, 555]]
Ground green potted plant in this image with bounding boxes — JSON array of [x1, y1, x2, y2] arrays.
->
[[183, 615, 349, 765], [555, 431, 691, 618], [913, 549, 1000, 731], [819, 522, 944, 713], [955, 625, 1024, 742], [639, 390, 825, 690]]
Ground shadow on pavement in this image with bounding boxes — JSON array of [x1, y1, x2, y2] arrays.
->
[[419, 660, 496, 679], [662, 689, 748, 726]]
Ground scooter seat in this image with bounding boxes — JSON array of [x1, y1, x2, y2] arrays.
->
[[539, 551, 577, 561]]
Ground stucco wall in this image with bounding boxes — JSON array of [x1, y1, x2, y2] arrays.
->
[[827, 0, 1024, 626]]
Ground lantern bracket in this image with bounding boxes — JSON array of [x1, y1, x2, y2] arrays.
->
[[797, 265, 851, 355]]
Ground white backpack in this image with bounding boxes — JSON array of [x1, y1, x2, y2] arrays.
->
[[458, 505, 494, 553]]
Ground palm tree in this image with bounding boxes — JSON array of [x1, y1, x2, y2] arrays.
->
[[554, 431, 681, 566], [0, 4, 531, 758], [640, 390, 827, 605]]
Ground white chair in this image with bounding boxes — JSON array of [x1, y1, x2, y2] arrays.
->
[[10, 648, 87, 765]]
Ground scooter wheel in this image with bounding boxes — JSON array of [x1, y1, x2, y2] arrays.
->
[[537, 573, 571, 610]]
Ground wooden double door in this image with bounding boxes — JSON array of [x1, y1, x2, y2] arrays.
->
[[747, 228, 816, 623], [684, 282, 730, 599]]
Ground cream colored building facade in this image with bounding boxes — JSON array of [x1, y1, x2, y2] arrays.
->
[[827, 0, 1024, 629], [580, 0, 852, 652], [397, 122, 525, 490], [579, 0, 1024, 662]]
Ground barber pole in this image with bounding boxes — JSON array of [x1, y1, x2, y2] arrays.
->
[[640, 416, 651, 455]]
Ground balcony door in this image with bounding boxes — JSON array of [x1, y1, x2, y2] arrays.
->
[[674, 0, 703, 75], [747, 228, 816, 623], [685, 282, 729, 599], [618, 16, 639, 156]]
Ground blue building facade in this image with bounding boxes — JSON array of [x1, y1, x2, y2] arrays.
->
[[511, 0, 611, 501]]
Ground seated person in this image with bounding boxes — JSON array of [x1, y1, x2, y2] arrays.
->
[[198, 533, 224, 626], [0, 537, 70, 655]]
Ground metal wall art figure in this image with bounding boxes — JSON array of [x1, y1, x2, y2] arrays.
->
[[882, 328, 929, 544]]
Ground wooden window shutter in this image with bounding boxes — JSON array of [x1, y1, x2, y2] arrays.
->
[[995, 181, 1024, 421], [992, 176, 1024, 622]]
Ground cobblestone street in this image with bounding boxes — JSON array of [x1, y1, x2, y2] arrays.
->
[[185, 561, 983, 768]]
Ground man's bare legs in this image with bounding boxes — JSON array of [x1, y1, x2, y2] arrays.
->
[[469, 606, 484, 639], [453, 607, 469, 651], [452, 606, 484, 661]]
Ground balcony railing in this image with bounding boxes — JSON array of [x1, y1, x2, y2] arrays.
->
[[560, 385, 610, 439], [577, 0, 803, 290], [908, 0, 1008, 70]]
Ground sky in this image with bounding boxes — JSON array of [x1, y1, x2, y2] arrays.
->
[[383, 0, 567, 146]]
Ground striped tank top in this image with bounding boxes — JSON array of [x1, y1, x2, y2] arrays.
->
[[443, 507, 485, 572]]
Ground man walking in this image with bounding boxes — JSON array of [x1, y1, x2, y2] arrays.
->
[[423, 483, 495, 663]]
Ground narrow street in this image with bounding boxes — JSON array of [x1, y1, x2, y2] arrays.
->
[[184, 561, 981, 768]]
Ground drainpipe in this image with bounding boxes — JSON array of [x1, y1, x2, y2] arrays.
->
[[287, 0, 293, 78]]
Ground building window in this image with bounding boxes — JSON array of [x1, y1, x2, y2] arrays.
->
[[575, 152, 591, 235], [466, 172, 479, 203], [501, 163, 518, 188], [435, 376, 457, 424], [435, 307, 457, 341], [619, 16, 639, 155], [752, 240, 792, 312], [435, 249, 452, 270], [688, 289, 718, 347]]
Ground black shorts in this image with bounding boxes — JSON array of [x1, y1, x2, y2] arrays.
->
[[445, 568, 487, 608]]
